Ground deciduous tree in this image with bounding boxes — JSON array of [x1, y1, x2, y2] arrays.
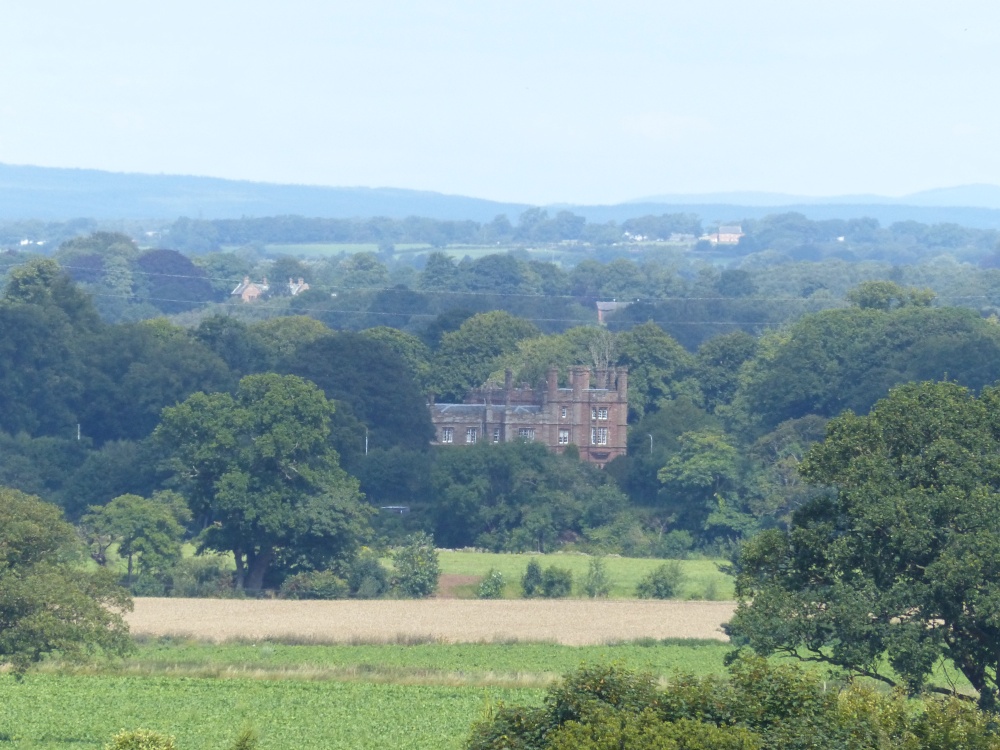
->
[[729, 381, 1000, 709], [155, 373, 373, 592]]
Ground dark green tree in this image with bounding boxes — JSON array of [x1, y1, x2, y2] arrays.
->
[[0, 488, 132, 672], [729, 381, 1000, 709], [391, 531, 440, 598], [429, 311, 540, 401], [155, 373, 373, 592], [82, 491, 191, 585]]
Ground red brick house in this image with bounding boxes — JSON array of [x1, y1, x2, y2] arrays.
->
[[429, 366, 628, 467]]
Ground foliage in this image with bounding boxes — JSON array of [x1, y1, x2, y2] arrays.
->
[[635, 561, 685, 599], [468, 656, 1000, 750], [164, 555, 234, 597], [581, 556, 611, 598], [540, 565, 574, 598], [104, 729, 177, 750], [82, 491, 191, 586], [729, 380, 1000, 710], [430, 441, 629, 552], [155, 373, 373, 592], [438, 550, 734, 600], [391, 532, 440, 598], [476, 568, 506, 599], [429, 311, 541, 401], [348, 553, 391, 599], [0, 488, 133, 672], [279, 570, 348, 599], [521, 559, 543, 598]]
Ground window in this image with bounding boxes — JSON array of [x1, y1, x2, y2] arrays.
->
[[466, 427, 477, 444], [558, 429, 570, 445], [560, 407, 567, 418], [591, 427, 608, 445], [492, 428, 501, 443], [441, 427, 453, 444], [597, 407, 608, 420], [518, 428, 535, 441], [591, 407, 597, 420]]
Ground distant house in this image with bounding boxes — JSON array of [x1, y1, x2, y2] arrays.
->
[[702, 225, 744, 245], [429, 367, 628, 468], [231, 276, 269, 302], [288, 277, 310, 296]]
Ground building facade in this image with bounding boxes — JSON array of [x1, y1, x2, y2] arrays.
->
[[429, 366, 628, 466]]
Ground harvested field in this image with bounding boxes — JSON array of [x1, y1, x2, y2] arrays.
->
[[128, 598, 735, 645]]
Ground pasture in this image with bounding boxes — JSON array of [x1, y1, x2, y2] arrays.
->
[[435, 550, 734, 600]]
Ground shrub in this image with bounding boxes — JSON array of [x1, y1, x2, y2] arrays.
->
[[104, 729, 177, 750], [166, 556, 234, 597], [348, 553, 391, 599], [467, 655, 1000, 750], [477, 569, 506, 599], [635, 561, 684, 599], [654, 529, 695, 559], [279, 570, 348, 600], [391, 531, 440, 598], [521, 558, 543, 597], [581, 556, 611, 598], [541, 565, 573, 598]]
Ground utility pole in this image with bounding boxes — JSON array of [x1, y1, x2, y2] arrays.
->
[[648, 434, 653, 454]]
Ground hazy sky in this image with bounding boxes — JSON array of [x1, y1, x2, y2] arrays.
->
[[2, 1, 998, 205]]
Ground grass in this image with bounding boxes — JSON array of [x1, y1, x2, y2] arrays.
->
[[118, 637, 733, 686], [435, 550, 734, 600]]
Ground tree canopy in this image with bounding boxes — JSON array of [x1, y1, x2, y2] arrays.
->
[[0, 488, 133, 672], [155, 373, 373, 591], [728, 381, 1000, 709]]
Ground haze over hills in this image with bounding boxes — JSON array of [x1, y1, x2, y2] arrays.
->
[[4, 162, 1000, 229]]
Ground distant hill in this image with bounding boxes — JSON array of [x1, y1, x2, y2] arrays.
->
[[4, 163, 1000, 229], [0, 163, 529, 222]]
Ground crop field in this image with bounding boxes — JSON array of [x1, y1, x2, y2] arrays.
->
[[435, 550, 734, 600], [0, 673, 538, 750], [126, 598, 736, 645]]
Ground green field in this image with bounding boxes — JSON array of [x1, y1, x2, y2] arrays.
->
[[2, 639, 732, 749], [0, 673, 537, 750], [123, 637, 732, 685], [435, 550, 734, 600]]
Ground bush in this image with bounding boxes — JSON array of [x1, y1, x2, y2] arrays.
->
[[468, 655, 1000, 750], [165, 556, 234, 597], [541, 565, 573, 598], [521, 558, 543, 597], [477, 568, 506, 599], [391, 532, 440, 598], [581, 556, 611, 598], [279, 570, 348, 600], [635, 561, 685, 599], [348, 553, 391, 599], [653, 530, 695, 559], [104, 729, 177, 750]]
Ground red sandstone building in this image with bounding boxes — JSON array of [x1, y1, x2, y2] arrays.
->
[[429, 366, 628, 467]]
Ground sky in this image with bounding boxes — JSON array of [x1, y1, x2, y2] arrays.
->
[[2, 1, 999, 206]]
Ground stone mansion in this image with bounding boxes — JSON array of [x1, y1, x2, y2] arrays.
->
[[429, 366, 628, 467]]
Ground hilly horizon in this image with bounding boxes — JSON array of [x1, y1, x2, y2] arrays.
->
[[4, 162, 1000, 229]]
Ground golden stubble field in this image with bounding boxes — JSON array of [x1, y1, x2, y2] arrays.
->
[[128, 598, 736, 645]]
